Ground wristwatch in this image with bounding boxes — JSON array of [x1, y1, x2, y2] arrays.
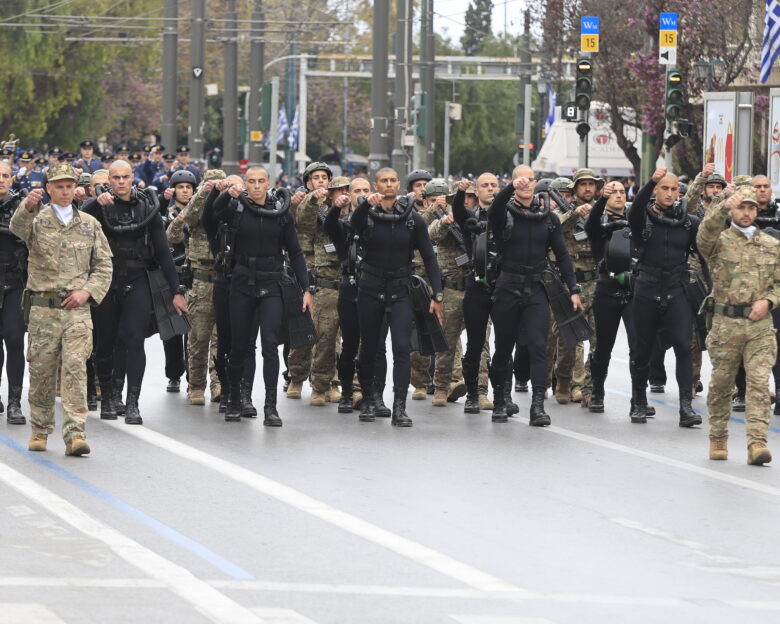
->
[[174, 285, 187, 296], [433, 293, 444, 303], [570, 284, 582, 295]]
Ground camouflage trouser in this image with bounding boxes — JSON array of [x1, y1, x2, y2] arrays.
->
[[187, 277, 217, 390], [288, 343, 313, 384], [706, 316, 776, 445], [311, 286, 339, 393], [412, 334, 463, 389], [27, 306, 93, 443], [433, 287, 465, 391], [692, 329, 703, 385], [547, 280, 596, 392], [479, 323, 491, 394]]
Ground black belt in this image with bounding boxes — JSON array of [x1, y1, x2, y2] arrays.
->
[[714, 303, 753, 319], [637, 263, 687, 280], [317, 277, 340, 290], [232, 264, 282, 280], [360, 262, 412, 279], [575, 269, 598, 283], [193, 269, 217, 283]]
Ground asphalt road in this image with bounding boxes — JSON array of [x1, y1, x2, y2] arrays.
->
[[1, 328, 779, 624]]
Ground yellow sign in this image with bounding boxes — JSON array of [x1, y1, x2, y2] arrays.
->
[[250, 130, 263, 142], [580, 34, 599, 52], [659, 30, 677, 47]]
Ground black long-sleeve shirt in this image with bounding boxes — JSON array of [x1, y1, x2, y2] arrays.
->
[[451, 190, 488, 258], [201, 186, 221, 255], [324, 203, 351, 262], [351, 198, 443, 295], [488, 183, 576, 290], [82, 196, 180, 291], [212, 190, 308, 289]]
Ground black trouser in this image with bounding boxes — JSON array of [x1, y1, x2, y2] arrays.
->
[[735, 307, 780, 394], [163, 335, 187, 381], [227, 282, 282, 395], [649, 340, 667, 385], [514, 344, 530, 384], [93, 277, 153, 389], [632, 292, 692, 394], [213, 277, 257, 388], [463, 282, 492, 369], [591, 285, 635, 383], [490, 282, 549, 391], [357, 290, 414, 391], [337, 281, 387, 385], [0, 284, 25, 390]]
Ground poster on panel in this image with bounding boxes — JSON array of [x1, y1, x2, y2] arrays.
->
[[703, 93, 737, 183]]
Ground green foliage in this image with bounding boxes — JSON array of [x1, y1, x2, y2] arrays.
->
[[461, 0, 495, 56]]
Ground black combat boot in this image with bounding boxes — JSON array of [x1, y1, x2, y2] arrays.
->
[[337, 356, 355, 413], [225, 382, 241, 422], [358, 380, 375, 422], [167, 378, 180, 393], [490, 364, 508, 423], [124, 386, 143, 425], [87, 373, 98, 411], [529, 388, 551, 427], [240, 380, 257, 418], [99, 380, 117, 420], [113, 377, 126, 416], [589, 375, 605, 413], [219, 393, 228, 414], [462, 358, 480, 414], [731, 393, 746, 413], [679, 390, 702, 428], [373, 384, 391, 418], [263, 390, 282, 427], [391, 388, 412, 427], [6, 386, 25, 425], [629, 386, 648, 424], [504, 368, 519, 416]]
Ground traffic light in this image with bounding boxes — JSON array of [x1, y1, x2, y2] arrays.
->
[[575, 58, 593, 110], [665, 70, 685, 122]]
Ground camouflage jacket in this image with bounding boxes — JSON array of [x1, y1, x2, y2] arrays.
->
[[428, 211, 468, 280], [413, 207, 439, 277], [10, 200, 113, 304], [292, 194, 315, 264], [685, 175, 707, 217], [555, 197, 597, 274], [697, 200, 780, 310], [296, 192, 341, 281], [165, 185, 215, 271]]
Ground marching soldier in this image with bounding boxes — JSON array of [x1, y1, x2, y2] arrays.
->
[[11, 163, 112, 456], [697, 187, 778, 465]]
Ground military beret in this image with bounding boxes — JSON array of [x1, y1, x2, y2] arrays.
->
[[176, 145, 190, 153], [143, 145, 152, 153], [34, 157, 46, 165], [63, 152, 77, 160], [116, 144, 130, 153], [163, 153, 176, 160], [100, 153, 114, 162], [129, 152, 142, 162], [79, 139, 95, 148], [48, 146, 62, 155], [152, 143, 164, 151], [19, 152, 32, 161]]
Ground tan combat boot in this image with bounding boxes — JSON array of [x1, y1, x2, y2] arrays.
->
[[571, 387, 583, 403], [432, 389, 448, 407], [287, 381, 302, 399], [65, 437, 90, 457], [310, 391, 327, 406], [555, 380, 571, 404], [579, 391, 591, 409], [210, 383, 222, 402], [28, 433, 48, 452], [412, 387, 427, 400], [188, 388, 206, 406], [353, 390, 363, 406], [478, 393, 493, 410], [748, 442, 772, 466], [709, 438, 728, 461], [447, 380, 467, 403], [326, 386, 342, 403]]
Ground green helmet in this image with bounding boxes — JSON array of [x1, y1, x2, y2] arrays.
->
[[77, 172, 92, 187], [706, 173, 726, 189], [423, 178, 449, 198], [551, 177, 574, 193], [303, 161, 332, 186]]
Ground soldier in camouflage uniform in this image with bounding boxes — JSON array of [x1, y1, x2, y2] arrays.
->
[[551, 169, 600, 406], [697, 186, 777, 465], [287, 162, 332, 400], [11, 164, 113, 456], [297, 176, 351, 406], [166, 169, 225, 406]]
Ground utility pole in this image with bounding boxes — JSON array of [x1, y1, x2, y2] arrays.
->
[[248, 0, 265, 166], [391, 0, 411, 178], [268, 77, 280, 183], [284, 33, 297, 176], [519, 8, 532, 167], [222, 0, 239, 174], [161, 0, 178, 151], [295, 55, 308, 174], [422, 0, 435, 172], [188, 0, 206, 158], [368, 0, 390, 174]]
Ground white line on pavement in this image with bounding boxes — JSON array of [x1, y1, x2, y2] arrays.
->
[[93, 418, 523, 594], [0, 460, 264, 624], [0, 604, 66, 624]]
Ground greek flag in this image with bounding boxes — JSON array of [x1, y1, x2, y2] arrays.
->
[[761, 0, 780, 83], [288, 105, 299, 149], [277, 104, 289, 144], [545, 85, 556, 135]]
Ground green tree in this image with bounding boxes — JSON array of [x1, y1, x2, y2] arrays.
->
[[461, 0, 495, 56]]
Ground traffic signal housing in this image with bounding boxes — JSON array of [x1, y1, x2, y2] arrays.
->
[[665, 70, 685, 122], [575, 59, 593, 110]]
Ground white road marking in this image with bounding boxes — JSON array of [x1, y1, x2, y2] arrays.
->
[[451, 618, 555, 624], [94, 418, 523, 594], [0, 604, 66, 624], [0, 460, 264, 624], [510, 417, 780, 497], [250, 608, 317, 623]]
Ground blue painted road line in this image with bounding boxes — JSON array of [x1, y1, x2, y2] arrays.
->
[[0, 433, 255, 580]]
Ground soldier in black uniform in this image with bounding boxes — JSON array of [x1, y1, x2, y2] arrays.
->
[[0, 162, 28, 424], [488, 165, 581, 425], [350, 168, 443, 426], [627, 167, 701, 427], [212, 166, 312, 426], [83, 160, 188, 425]]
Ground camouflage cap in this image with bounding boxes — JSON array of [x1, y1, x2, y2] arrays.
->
[[736, 186, 759, 205], [732, 174, 753, 187], [46, 163, 78, 182], [465, 183, 477, 194], [572, 168, 604, 190], [327, 175, 350, 189], [203, 169, 226, 181]]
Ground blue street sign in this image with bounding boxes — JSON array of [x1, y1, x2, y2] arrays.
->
[[580, 16, 599, 35], [659, 12, 678, 30]]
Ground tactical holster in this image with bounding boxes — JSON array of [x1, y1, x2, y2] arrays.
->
[[147, 268, 191, 341], [540, 268, 593, 349]]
